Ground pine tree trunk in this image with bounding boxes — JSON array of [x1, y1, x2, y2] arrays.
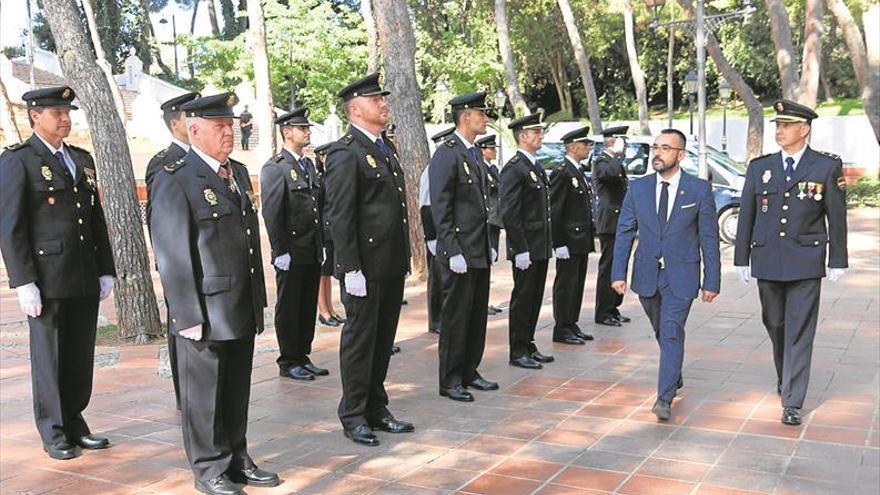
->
[[0, 71, 22, 143], [360, 0, 380, 72], [207, 0, 221, 36], [765, 0, 800, 100], [188, 0, 200, 77], [623, 0, 650, 135], [373, 0, 430, 279], [798, 0, 824, 107], [556, 0, 602, 131], [41, 0, 162, 343], [137, 0, 172, 77], [494, 0, 531, 117], [82, 0, 127, 124], [247, 0, 275, 158]]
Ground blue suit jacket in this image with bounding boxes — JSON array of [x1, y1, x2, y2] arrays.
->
[[611, 171, 721, 300]]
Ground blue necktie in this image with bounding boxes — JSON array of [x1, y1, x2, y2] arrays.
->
[[54, 151, 74, 181], [469, 147, 479, 164], [375, 138, 391, 159], [785, 157, 795, 181], [658, 181, 669, 231], [299, 157, 312, 185]]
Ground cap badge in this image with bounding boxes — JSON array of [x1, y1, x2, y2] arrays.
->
[[775, 101, 784, 112], [61, 88, 71, 99], [226, 95, 236, 107]]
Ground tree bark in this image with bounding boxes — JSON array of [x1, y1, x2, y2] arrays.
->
[[765, 0, 800, 100], [0, 77, 21, 144], [360, 0, 380, 72], [667, 1, 676, 127], [549, 54, 572, 114], [825, 0, 880, 141], [207, 0, 221, 37], [798, 0, 824, 107], [556, 0, 602, 131], [246, 0, 275, 159], [41, 0, 162, 342], [188, 0, 200, 77], [82, 0, 127, 124], [623, 0, 650, 135], [373, 0, 430, 279], [137, 0, 172, 77], [494, 0, 531, 117], [865, 3, 880, 143]]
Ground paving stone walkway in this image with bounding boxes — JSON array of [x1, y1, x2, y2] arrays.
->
[[1, 209, 878, 495]]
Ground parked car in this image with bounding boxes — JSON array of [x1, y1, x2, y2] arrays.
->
[[536, 136, 746, 244]]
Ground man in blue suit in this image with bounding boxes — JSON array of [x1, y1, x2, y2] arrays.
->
[[611, 129, 721, 421]]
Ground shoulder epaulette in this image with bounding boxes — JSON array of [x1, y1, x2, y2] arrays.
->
[[164, 158, 186, 173], [272, 153, 284, 163], [156, 147, 169, 158], [816, 150, 841, 161], [4, 141, 29, 151], [66, 143, 89, 154], [509, 154, 522, 164], [748, 152, 775, 164], [444, 139, 456, 148], [340, 134, 354, 145]]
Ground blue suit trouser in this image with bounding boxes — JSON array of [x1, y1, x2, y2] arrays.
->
[[638, 270, 694, 403]]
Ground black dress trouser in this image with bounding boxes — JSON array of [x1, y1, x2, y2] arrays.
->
[[426, 249, 443, 332], [595, 234, 623, 321], [274, 263, 321, 369], [553, 253, 589, 339], [437, 265, 490, 389], [508, 259, 549, 359]]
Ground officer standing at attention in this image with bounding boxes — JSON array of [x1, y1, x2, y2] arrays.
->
[[0, 86, 115, 460], [260, 107, 329, 381], [476, 134, 504, 316], [150, 93, 279, 494], [734, 100, 848, 426], [421, 126, 456, 335], [323, 73, 415, 447], [430, 92, 499, 402], [144, 91, 200, 411], [593, 126, 632, 327], [499, 113, 555, 370], [314, 142, 347, 328], [550, 126, 596, 345]]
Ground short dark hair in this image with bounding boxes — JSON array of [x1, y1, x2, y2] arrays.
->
[[452, 108, 466, 126], [660, 128, 687, 148], [512, 128, 523, 144], [27, 107, 45, 128], [162, 110, 182, 131]]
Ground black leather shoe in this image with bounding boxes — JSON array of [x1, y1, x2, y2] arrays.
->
[[43, 441, 80, 460], [401, 299, 408, 306], [391, 345, 401, 354], [781, 407, 802, 426], [318, 315, 340, 327], [553, 335, 586, 345], [368, 415, 415, 433], [280, 365, 314, 380], [509, 356, 543, 369], [530, 350, 555, 363], [228, 466, 281, 487], [776, 382, 782, 396], [344, 424, 380, 446], [195, 474, 243, 495], [676, 376, 684, 390], [440, 385, 475, 402], [304, 363, 329, 376], [76, 434, 110, 450], [428, 327, 440, 335], [573, 329, 594, 341], [489, 305, 503, 315], [612, 313, 631, 323], [331, 314, 346, 324], [652, 399, 672, 421], [466, 377, 499, 391], [596, 316, 622, 327]]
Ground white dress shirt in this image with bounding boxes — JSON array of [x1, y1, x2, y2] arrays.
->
[[350, 123, 381, 143], [518, 148, 537, 165], [781, 143, 807, 171], [655, 168, 682, 221], [35, 133, 77, 179]]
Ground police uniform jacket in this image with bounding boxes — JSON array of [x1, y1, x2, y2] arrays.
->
[[429, 134, 493, 267], [260, 149, 323, 264], [550, 158, 596, 255], [485, 162, 502, 229], [145, 142, 187, 227], [499, 151, 552, 261], [592, 152, 628, 234], [149, 151, 266, 340], [734, 147, 848, 281], [323, 126, 411, 280], [0, 135, 115, 298]]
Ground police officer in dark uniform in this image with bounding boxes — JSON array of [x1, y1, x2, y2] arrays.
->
[[430, 92, 499, 402], [500, 113, 555, 369], [0, 86, 115, 460], [550, 126, 596, 345], [476, 134, 504, 316], [150, 93, 279, 494], [592, 125, 632, 327], [314, 142, 346, 327], [323, 73, 414, 447], [260, 107, 329, 382], [734, 100, 848, 426], [145, 91, 200, 411], [422, 126, 456, 335]]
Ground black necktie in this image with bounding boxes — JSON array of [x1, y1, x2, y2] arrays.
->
[[658, 180, 670, 231], [54, 151, 74, 181]]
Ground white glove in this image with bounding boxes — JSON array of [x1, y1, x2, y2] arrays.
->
[[555, 246, 571, 259], [99, 275, 114, 300], [345, 270, 367, 297], [449, 254, 467, 274], [16, 282, 42, 318], [828, 268, 846, 283], [491, 248, 498, 263], [273, 253, 291, 271], [735, 265, 751, 285], [427, 240, 437, 256], [514, 252, 531, 271], [322, 248, 327, 264], [612, 137, 625, 154], [178, 324, 203, 340]]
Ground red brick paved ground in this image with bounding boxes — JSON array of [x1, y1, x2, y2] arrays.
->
[[1, 209, 878, 495]]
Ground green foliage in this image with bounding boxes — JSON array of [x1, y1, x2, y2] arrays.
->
[[180, 35, 247, 90], [847, 176, 880, 207]]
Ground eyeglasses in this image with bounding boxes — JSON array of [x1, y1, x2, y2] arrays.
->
[[650, 144, 684, 153]]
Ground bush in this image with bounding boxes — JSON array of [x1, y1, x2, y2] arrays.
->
[[847, 176, 880, 207]]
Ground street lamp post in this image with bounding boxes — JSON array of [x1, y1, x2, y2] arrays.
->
[[159, 16, 180, 79], [493, 89, 507, 166], [684, 70, 698, 137], [644, 0, 755, 180], [718, 78, 732, 153]]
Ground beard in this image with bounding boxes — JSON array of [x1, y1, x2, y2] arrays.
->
[[652, 157, 677, 173]]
